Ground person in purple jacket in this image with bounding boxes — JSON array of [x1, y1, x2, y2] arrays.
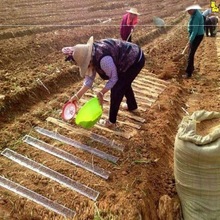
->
[[62, 36, 145, 128], [120, 8, 140, 42]]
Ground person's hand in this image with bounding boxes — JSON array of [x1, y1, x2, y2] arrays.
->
[[69, 94, 79, 103], [96, 91, 104, 106]]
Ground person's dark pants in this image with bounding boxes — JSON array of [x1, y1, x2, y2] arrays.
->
[[109, 52, 145, 123], [186, 35, 204, 77], [205, 19, 212, 36], [210, 24, 217, 36]]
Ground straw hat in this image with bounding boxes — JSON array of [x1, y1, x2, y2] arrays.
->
[[72, 36, 94, 77], [185, 4, 201, 11], [126, 8, 140, 15]]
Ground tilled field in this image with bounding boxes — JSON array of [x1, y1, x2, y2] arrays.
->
[[1, 0, 220, 219]]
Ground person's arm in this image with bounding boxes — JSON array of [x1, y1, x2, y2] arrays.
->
[[96, 56, 118, 104], [69, 71, 96, 103], [100, 56, 118, 91], [189, 16, 200, 43], [69, 84, 90, 103]]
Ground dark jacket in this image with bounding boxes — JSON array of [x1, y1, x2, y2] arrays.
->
[[92, 39, 141, 79]]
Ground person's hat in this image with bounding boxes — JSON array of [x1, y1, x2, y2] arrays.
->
[[126, 8, 140, 15], [73, 36, 94, 77], [62, 36, 94, 77], [185, 4, 201, 11]]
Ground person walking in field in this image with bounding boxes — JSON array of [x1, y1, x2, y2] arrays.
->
[[120, 8, 140, 42], [183, 4, 204, 79], [62, 36, 145, 128]]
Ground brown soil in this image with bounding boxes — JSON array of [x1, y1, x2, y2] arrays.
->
[[0, 0, 220, 219]]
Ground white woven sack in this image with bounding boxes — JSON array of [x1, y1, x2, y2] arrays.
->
[[174, 110, 220, 220]]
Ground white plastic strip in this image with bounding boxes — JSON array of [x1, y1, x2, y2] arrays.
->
[[1, 148, 99, 201], [34, 126, 119, 163], [89, 132, 124, 151], [46, 117, 124, 152], [136, 76, 167, 89], [23, 135, 110, 179], [139, 70, 170, 85], [134, 80, 165, 93], [0, 176, 76, 218]]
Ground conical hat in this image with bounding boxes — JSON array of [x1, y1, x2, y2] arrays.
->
[[185, 4, 201, 11], [126, 8, 140, 15], [72, 36, 94, 77]]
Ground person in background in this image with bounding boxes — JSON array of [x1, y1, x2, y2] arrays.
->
[[62, 36, 145, 128], [120, 8, 140, 42], [205, 15, 219, 36], [202, 8, 212, 17], [202, 8, 212, 29], [184, 4, 204, 79]]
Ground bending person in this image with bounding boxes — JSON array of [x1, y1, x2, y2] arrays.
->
[[205, 16, 219, 36], [62, 36, 145, 128]]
